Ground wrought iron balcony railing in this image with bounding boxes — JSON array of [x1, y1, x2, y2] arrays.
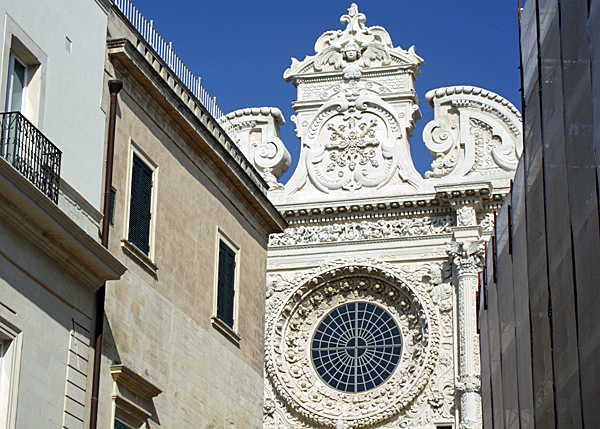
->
[[1, 112, 62, 203]]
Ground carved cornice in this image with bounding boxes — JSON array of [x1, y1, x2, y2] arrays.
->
[[221, 107, 285, 126], [110, 364, 162, 401], [425, 86, 521, 123]]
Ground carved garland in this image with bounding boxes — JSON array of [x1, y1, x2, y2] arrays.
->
[[265, 264, 440, 428]]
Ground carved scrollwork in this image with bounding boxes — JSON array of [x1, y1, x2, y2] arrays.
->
[[222, 107, 291, 190], [423, 111, 460, 178], [264, 263, 441, 429], [423, 86, 522, 180]]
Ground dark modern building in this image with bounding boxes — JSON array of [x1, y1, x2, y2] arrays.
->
[[478, 1, 600, 428]]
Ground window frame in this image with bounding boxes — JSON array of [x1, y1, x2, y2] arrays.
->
[[5, 52, 27, 113], [123, 140, 158, 262], [0, 314, 22, 429], [211, 229, 240, 344]]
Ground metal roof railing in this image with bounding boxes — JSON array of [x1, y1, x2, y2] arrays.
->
[[112, 0, 233, 132]]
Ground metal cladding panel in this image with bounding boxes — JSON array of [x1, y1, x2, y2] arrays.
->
[[562, 1, 600, 425], [486, 259, 505, 429], [495, 202, 520, 429], [480, 301, 494, 429], [524, 96, 556, 429], [538, 3, 584, 425], [591, 0, 600, 190], [524, 90, 542, 186], [521, 0, 539, 101], [510, 162, 535, 429]]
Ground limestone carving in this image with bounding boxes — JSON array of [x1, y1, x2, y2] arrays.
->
[[423, 86, 522, 179], [264, 263, 440, 429], [284, 4, 423, 82], [260, 5, 522, 429], [447, 240, 486, 277], [269, 216, 453, 247], [303, 96, 403, 192], [222, 107, 291, 189], [456, 206, 477, 227], [447, 240, 485, 429]]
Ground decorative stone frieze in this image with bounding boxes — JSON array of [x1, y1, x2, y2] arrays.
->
[[269, 215, 454, 247]]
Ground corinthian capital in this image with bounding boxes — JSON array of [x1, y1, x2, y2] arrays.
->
[[447, 240, 486, 276]]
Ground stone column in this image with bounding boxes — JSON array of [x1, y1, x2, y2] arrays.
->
[[448, 238, 485, 429]]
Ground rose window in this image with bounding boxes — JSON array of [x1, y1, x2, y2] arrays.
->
[[265, 266, 438, 428], [311, 301, 402, 393]]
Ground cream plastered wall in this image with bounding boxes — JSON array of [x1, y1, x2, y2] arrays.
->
[[0, 217, 96, 428], [97, 63, 271, 428], [0, 0, 110, 210]]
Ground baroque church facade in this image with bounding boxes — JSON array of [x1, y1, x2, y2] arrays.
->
[[225, 4, 522, 429]]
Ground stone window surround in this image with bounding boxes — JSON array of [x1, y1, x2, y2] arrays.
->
[[121, 138, 159, 273], [0, 311, 22, 429], [211, 228, 241, 346], [110, 364, 161, 429]]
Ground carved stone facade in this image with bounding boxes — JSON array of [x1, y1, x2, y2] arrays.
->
[[228, 4, 521, 429]]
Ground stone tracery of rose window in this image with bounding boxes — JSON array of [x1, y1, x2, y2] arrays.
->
[[264, 265, 439, 428]]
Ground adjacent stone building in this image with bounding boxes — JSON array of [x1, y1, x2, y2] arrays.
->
[[227, 4, 522, 428], [96, 3, 286, 429]]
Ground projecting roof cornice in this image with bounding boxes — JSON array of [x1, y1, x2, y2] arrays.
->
[[107, 38, 287, 233]]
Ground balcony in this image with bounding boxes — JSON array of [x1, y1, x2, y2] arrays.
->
[[0, 112, 62, 203]]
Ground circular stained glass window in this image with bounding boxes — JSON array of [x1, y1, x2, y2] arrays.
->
[[311, 302, 402, 393]]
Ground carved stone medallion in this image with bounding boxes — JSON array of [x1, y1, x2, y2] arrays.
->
[[305, 96, 401, 192]]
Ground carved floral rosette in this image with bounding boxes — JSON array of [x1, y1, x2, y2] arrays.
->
[[303, 95, 404, 193], [265, 264, 440, 428]]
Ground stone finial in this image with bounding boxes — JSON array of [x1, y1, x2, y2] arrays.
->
[[222, 107, 290, 190]]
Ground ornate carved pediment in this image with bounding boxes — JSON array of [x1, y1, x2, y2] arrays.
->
[[284, 4, 424, 82]]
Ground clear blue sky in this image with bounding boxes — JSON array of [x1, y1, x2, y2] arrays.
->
[[125, 1, 521, 183]]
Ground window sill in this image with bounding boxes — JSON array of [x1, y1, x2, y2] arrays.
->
[[121, 239, 158, 276], [211, 316, 240, 347]]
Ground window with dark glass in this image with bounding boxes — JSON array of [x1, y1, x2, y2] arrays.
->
[[128, 154, 152, 254], [311, 301, 402, 393], [114, 420, 134, 429], [5, 52, 27, 113], [216, 240, 236, 328]]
